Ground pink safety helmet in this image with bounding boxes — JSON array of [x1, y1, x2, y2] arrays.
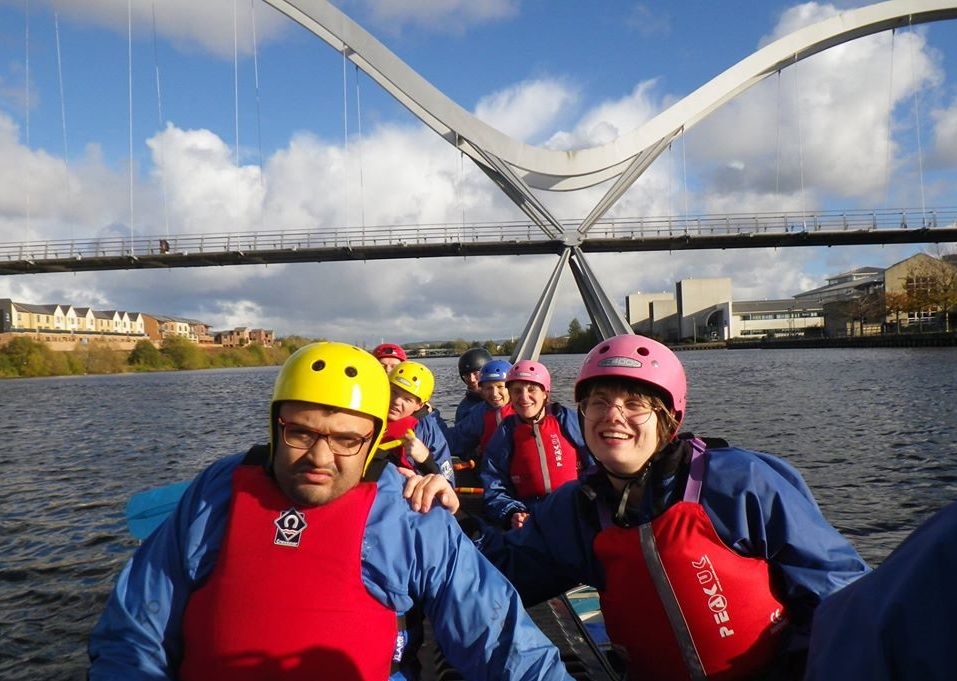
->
[[574, 334, 687, 427], [505, 360, 552, 393]]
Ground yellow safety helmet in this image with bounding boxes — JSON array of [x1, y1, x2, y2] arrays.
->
[[270, 342, 390, 474], [388, 360, 435, 404]]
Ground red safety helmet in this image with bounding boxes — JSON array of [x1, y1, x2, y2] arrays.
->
[[372, 343, 407, 362], [574, 334, 687, 428]]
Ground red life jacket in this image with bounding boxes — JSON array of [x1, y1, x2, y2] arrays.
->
[[383, 414, 419, 469], [479, 403, 514, 453], [179, 464, 398, 681], [593, 441, 788, 681], [508, 411, 580, 499]]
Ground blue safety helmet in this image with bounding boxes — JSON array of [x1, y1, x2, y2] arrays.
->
[[478, 359, 512, 384]]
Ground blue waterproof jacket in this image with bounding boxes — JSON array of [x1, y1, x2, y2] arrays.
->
[[448, 401, 501, 460], [455, 391, 484, 424], [480, 404, 591, 526], [471, 437, 870, 656], [805, 499, 957, 681], [88, 454, 572, 681], [414, 408, 455, 485]]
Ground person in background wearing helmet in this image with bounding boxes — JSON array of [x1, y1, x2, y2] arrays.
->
[[376, 360, 455, 485], [417, 334, 869, 681], [88, 342, 572, 681], [372, 342, 407, 372], [479, 360, 591, 530], [455, 347, 493, 423], [448, 359, 514, 462]]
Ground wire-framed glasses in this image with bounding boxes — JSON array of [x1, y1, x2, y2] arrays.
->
[[278, 417, 373, 456], [580, 397, 655, 425]]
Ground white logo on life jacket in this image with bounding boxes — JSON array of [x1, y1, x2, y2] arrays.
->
[[274, 508, 308, 547], [550, 434, 563, 467], [691, 555, 734, 638]]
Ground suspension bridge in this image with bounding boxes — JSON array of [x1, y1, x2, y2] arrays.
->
[[3, 0, 957, 359], [3, 207, 956, 276]]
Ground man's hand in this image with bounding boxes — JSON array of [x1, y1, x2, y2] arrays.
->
[[510, 511, 529, 530], [401, 429, 430, 464], [397, 467, 460, 514]]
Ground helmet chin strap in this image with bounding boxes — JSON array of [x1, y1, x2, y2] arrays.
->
[[597, 458, 654, 526]]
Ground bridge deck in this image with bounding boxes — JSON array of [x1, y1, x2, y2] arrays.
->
[[3, 208, 955, 275]]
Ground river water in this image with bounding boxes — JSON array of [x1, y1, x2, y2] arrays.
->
[[2, 347, 956, 679]]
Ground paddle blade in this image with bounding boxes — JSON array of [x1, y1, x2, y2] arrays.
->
[[125, 480, 191, 540]]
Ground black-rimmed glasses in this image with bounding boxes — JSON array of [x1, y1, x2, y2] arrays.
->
[[579, 397, 655, 425], [278, 417, 373, 456]]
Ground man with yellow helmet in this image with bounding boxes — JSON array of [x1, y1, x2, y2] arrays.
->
[[89, 342, 572, 681], [375, 360, 455, 485]]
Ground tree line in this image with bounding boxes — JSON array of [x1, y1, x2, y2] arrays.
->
[[1, 319, 603, 379], [0, 336, 317, 379]]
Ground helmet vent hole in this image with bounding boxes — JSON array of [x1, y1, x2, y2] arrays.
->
[[311, 360, 326, 372], [344, 366, 358, 377], [598, 345, 610, 354], [637, 347, 650, 356]]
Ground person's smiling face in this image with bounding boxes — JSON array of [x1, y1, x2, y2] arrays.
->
[[579, 387, 661, 476], [507, 380, 547, 420]]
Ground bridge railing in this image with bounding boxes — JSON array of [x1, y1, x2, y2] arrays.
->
[[582, 207, 956, 239], [2, 208, 955, 262]]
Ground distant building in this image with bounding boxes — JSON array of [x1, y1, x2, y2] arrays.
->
[[733, 299, 825, 338], [214, 327, 273, 348], [626, 278, 732, 341]]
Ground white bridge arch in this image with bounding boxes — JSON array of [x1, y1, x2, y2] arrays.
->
[[262, 0, 957, 356]]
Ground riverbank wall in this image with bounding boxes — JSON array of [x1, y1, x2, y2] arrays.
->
[[725, 332, 957, 350]]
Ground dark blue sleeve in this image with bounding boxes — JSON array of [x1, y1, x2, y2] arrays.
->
[[472, 481, 601, 606], [805, 500, 957, 681], [480, 417, 524, 525], [555, 405, 593, 471], [701, 448, 870, 644], [455, 394, 481, 424], [448, 403, 485, 459], [88, 455, 240, 680], [363, 468, 573, 681], [417, 412, 455, 484]]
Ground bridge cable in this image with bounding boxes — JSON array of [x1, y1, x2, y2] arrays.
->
[[151, 2, 171, 243], [883, 29, 896, 207], [53, 9, 73, 243], [250, 0, 266, 229], [354, 64, 366, 232], [681, 127, 689, 234], [459, 137, 466, 230], [343, 49, 350, 233], [23, 0, 31, 236], [233, 0, 240, 168], [908, 18, 928, 224], [775, 70, 781, 196], [127, 0, 135, 254], [793, 53, 808, 229], [667, 142, 674, 235]]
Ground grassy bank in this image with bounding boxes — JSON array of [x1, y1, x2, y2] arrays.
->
[[0, 336, 316, 378]]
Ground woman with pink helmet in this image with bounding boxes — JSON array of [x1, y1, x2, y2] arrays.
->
[[479, 360, 592, 529], [462, 334, 869, 681]]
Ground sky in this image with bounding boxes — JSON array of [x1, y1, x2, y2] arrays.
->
[[0, 0, 956, 346]]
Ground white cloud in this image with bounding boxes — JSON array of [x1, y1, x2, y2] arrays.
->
[[16, 0, 287, 59], [474, 79, 578, 143], [345, 0, 519, 34], [932, 98, 957, 163], [689, 4, 943, 205], [545, 80, 662, 150]]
